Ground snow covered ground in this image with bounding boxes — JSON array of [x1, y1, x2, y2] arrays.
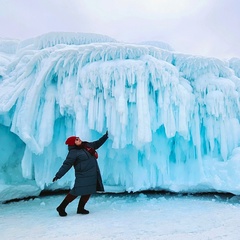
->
[[1, 192, 240, 240]]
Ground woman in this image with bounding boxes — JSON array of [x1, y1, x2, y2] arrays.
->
[[52, 131, 108, 217]]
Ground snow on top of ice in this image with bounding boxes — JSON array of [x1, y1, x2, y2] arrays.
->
[[18, 32, 117, 51], [138, 41, 174, 51], [173, 54, 232, 81], [229, 57, 240, 78], [0, 38, 20, 54], [2, 193, 240, 239]]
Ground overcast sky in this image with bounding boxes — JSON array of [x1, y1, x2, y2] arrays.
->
[[1, 0, 239, 59]]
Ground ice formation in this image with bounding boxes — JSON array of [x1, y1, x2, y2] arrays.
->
[[1, 32, 240, 201]]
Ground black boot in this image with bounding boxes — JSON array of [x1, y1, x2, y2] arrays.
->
[[56, 199, 69, 217], [56, 193, 77, 217], [77, 195, 90, 214], [77, 208, 89, 214]]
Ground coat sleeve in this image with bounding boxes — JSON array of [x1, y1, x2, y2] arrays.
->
[[89, 132, 108, 149], [55, 150, 76, 179]]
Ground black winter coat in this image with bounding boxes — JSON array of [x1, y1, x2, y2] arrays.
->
[[55, 133, 108, 196]]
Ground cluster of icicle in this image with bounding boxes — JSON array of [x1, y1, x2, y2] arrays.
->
[[1, 32, 240, 193]]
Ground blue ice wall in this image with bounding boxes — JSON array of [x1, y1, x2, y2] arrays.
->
[[1, 32, 240, 201]]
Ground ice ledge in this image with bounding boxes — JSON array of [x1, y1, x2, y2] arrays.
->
[[0, 184, 41, 202]]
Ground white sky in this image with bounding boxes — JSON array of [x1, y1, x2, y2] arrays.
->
[[1, 0, 239, 59]]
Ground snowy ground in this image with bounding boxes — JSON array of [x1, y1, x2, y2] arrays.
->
[[1, 192, 240, 240]]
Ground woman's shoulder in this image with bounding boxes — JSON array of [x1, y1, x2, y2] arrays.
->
[[67, 147, 85, 159], [67, 146, 82, 155]]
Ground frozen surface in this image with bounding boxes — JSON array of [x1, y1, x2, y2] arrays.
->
[[1, 193, 240, 240], [1, 32, 240, 201]]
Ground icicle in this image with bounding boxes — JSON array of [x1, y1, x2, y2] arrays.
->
[[1, 35, 240, 196], [21, 147, 33, 179]]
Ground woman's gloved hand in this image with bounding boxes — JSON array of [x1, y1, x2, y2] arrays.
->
[[52, 176, 58, 182]]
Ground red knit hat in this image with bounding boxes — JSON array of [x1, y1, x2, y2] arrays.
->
[[65, 136, 77, 146]]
